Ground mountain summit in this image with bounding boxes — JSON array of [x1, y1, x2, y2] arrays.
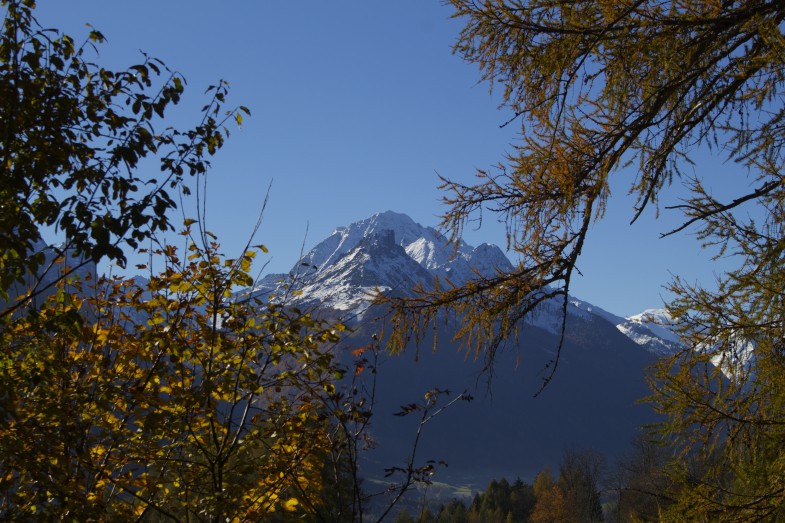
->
[[300, 210, 514, 282], [252, 211, 678, 355], [252, 211, 513, 314]]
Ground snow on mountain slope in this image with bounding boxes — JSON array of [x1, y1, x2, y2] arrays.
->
[[523, 295, 598, 335], [251, 211, 514, 315], [615, 309, 681, 356], [249, 211, 678, 355], [570, 298, 626, 325], [569, 301, 682, 356], [625, 309, 680, 343], [299, 210, 513, 282], [290, 229, 433, 313], [527, 295, 680, 358]]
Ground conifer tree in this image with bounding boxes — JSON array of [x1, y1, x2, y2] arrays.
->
[[382, 0, 785, 360], [381, 1, 785, 516], [531, 468, 570, 523]]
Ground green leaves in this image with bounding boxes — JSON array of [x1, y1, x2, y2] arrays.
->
[[0, 1, 250, 314]]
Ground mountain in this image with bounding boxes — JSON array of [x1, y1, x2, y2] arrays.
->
[[253, 211, 680, 354], [12, 216, 680, 498], [569, 301, 681, 357], [250, 211, 514, 317], [616, 309, 682, 356], [249, 211, 679, 488]]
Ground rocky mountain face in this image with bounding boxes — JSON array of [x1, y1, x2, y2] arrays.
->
[[250, 211, 513, 316], [253, 211, 680, 356], [247, 211, 682, 489]]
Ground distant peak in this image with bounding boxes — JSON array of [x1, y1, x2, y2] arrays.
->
[[628, 308, 672, 322], [278, 210, 517, 303]]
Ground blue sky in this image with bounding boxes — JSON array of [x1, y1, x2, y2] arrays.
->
[[34, 1, 745, 317]]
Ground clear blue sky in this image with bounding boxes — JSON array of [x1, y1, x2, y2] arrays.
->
[[34, 1, 745, 317]]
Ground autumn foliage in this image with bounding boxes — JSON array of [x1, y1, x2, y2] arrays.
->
[[0, 0, 348, 519], [0, 236, 348, 520]]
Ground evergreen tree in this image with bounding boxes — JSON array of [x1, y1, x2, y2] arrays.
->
[[418, 506, 437, 523], [468, 477, 535, 522], [437, 499, 469, 523], [379, 1, 785, 515], [510, 478, 536, 521]]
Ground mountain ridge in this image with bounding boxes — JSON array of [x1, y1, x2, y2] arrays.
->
[[251, 210, 680, 356]]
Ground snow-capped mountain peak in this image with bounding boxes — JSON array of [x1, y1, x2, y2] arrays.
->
[[612, 308, 681, 356], [249, 211, 678, 356], [252, 211, 513, 314], [298, 210, 512, 284], [300, 211, 447, 270]]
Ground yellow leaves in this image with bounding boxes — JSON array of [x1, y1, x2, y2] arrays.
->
[[279, 443, 297, 454], [282, 497, 300, 511], [147, 313, 165, 326], [91, 323, 111, 345], [0, 237, 346, 521]]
